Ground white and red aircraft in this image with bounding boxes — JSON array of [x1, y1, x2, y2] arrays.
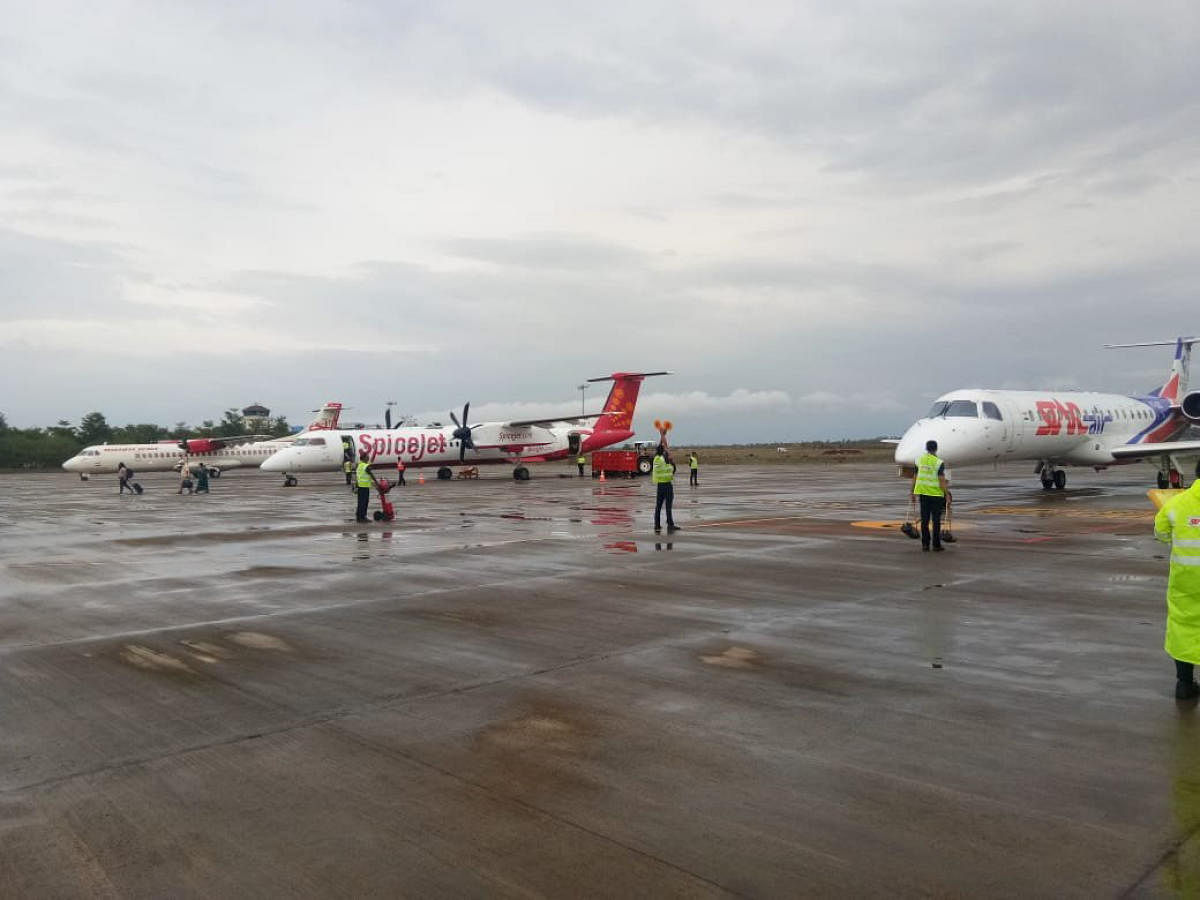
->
[[260, 372, 667, 481], [61, 403, 344, 477], [893, 337, 1200, 489]]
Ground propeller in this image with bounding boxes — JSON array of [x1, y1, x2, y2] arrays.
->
[[449, 402, 475, 462], [385, 408, 392, 429]]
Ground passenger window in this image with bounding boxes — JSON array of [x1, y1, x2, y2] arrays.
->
[[981, 402, 1003, 421]]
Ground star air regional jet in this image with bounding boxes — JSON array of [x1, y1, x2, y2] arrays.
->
[[260, 372, 667, 482], [62, 403, 344, 478], [893, 337, 1200, 489]]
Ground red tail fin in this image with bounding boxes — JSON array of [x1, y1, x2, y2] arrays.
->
[[588, 371, 668, 434]]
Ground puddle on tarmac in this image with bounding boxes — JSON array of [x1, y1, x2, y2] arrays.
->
[[226, 632, 292, 652], [700, 646, 764, 669]]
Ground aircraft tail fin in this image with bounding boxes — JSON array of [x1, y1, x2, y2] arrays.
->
[[1105, 337, 1199, 404], [304, 402, 343, 431], [586, 371, 669, 433]]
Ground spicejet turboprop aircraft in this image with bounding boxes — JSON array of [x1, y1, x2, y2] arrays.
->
[[260, 372, 667, 481], [893, 337, 1200, 490], [61, 403, 344, 477]]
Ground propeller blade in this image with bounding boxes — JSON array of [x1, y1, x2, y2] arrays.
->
[[385, 409, 392, 429], [450, 411, 461, 428], [462, 403, 470, 426], [460, 443, 467, 462]]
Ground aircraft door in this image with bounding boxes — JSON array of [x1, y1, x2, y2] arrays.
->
[[567, 433, 581, 455], [1001, 398, 1021, 455], [341, 435, 354, 463]]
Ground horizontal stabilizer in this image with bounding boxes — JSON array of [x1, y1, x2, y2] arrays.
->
[[586, 371, 670, 383]]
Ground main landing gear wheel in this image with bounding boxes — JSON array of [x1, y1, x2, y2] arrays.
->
[[513, 466, 531, 481], [1041, 474, 1054, 491], [437, 467, 453, 481], [637, 458, 653, 475], [208, 467, 221, 478], [1158, 471, 1170, 489], [283, 475, 298, 487], [1052, 470, 1067, 490]]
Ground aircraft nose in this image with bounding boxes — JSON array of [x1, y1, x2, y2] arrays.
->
[[62, 457, 81, 472], [893, 425, 924, 467], [260, 451, 291, 472]]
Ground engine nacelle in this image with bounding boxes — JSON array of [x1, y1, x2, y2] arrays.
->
[[1182, 391, 1200, 422], [181, 438, 225, 454]]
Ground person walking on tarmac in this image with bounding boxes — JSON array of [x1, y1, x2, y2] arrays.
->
[[395, 456, 406, 486], [688, 451, 699, 486], [911, 439, 950, 551], [576, 453, 586, 476], [1155, 460, 1200, 699], [355, 451, 378, 522], [652, 444, 680, 534]]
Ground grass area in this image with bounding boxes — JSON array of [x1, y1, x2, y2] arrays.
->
[[656, 441, 896, 466]]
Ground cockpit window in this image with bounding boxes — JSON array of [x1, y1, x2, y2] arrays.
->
[[981, 401, 1003, 421], [294, 437, 326, 447], [927, 401, 950, 418], [944, 400, 978, 418]]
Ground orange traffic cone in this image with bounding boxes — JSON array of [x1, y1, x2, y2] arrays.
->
[[418, 472, 425, 485], [598, 470, 606, 482]]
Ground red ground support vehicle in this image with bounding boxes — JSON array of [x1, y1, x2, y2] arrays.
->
[[591, 444, 655, 478], [373, 478, 395, 521]]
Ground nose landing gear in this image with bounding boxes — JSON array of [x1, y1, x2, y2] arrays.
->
[[1038, 462, 1067, 491]]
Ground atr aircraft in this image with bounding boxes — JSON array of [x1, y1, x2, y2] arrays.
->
[[893, 337, 1200, 490], [260, 372, 667, 482], [61, 403, 344, 477]]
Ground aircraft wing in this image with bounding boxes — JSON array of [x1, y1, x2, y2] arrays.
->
[[506, 413, 603, 427], [1110, 440, 1200, 460]]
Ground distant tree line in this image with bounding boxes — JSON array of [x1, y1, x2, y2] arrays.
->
[[0, 409, 292, 470]]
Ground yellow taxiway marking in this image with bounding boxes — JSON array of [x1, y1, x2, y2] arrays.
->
[[851, 520, 975, 530]]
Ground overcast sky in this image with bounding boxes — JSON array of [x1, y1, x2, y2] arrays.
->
[[2, 1, 1198, 442]]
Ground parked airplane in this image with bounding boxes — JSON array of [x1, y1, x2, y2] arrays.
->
[[260, 372, 668, 482], [61, 403, 344, 477], [893, 338, 1200, 489]]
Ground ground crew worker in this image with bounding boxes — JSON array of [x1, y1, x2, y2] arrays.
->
[[577, 454, 586, 476], [343, 458, 353, 488], [689, 451, 699, 486], [1154, 460, 1200, 700], [395, 456, 406, 486], [911, 439, 950, 551], [194, 465, 210, 494], [355, 451, 377, 522], [652, 444, 680, 534]]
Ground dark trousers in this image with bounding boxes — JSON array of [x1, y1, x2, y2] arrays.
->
[[654, 482, 675, 529], [1177, 660, 1195, 684], [689, 468, 698, 485], [919, 495, 946, 548], [396, 470, 405, 485], [344, 472, 352, 485], [578, 464, 585, 476], [356, 487, 371, 521]]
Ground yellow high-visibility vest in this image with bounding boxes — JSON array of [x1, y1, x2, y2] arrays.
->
[[913, 452, 944, 497], [652, 454, 674, 484], [1155, 482, 1200, 663], [356, 460, 373, 488], [689, 455, 698, 470], [342, 460, 352, 474], [577, 456, 586, 465]]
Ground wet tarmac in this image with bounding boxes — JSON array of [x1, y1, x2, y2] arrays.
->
[[0, 463, 1196, 896]]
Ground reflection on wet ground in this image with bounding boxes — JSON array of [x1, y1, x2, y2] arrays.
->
[[0, 463, 1194, 895]]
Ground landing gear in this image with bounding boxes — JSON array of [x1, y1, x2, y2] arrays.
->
[[207, 467, 221, 478], [1158, 471, 1170, 489], [513, 466, 531, 481], [1038, 462, 1066, 491], [1157, 459, 1183, 489], [437, 466, 453, 481], [282, 474, 298, 487]]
